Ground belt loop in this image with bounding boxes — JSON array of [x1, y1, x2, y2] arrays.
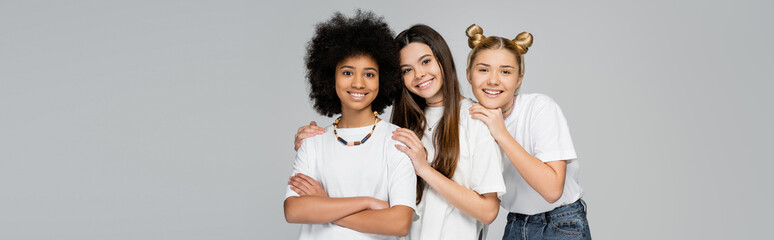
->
[[580, 199, 587, 213]]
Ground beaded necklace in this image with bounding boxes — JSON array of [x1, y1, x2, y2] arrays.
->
[[502, 97, 516, 118], [333, 111, 379, 146], [426, 99, 444, 105]]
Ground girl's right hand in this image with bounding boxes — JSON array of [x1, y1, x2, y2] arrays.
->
[[392, 128, 431, 176], [294, 121, 327, 151]]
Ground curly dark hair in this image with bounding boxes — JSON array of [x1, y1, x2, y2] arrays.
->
[[305, 10, 400, 117]]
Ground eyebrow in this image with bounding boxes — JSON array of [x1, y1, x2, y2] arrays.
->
[[417, 54, 432, 62], [400, 54, 433, 68], [340, 65, 378, 72], [475, 63, 515, 68], [475, 63, 490, 67]]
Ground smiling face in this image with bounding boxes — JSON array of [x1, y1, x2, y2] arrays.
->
[[399, 42, 444, 103], [335, 54, 379, 113], [467, 49, 523, 110]]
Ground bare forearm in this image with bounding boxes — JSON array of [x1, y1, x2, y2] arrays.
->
[[334, 205, 413, 236], [496, 135, 566, 203], [284, 196, 370, 224], [418, 168, 500, 225]]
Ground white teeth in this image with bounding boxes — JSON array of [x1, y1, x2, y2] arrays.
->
[[483, 89, 503, 95], [418, 80, 432, 88], [349, 92, 366, 97]]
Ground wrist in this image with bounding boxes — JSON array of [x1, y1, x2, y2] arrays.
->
[[359, 197, 374, 210], [492, 127, 510, 142], [416, 164, 435, 179]]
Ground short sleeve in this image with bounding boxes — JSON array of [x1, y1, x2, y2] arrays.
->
[[284, 139, 316, 199], [387, 146, 417, 211], [468, 118, 507, 198], [530, 97, 577, 162]]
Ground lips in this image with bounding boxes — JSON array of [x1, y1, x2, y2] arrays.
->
[[481, 88, 504, 98], [416, 78, 434, 90]]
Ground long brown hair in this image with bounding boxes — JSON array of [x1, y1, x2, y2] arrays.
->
[[391, 24, 462, 204]]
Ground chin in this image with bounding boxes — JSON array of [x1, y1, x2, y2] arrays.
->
[[343, 102, 373, 112], [476, 97, 501, 109]]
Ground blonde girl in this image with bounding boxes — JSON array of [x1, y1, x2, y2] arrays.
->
[[465, 24, 591, 240]]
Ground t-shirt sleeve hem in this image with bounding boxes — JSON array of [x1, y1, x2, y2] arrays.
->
[[284, 192, 300, 200], [473, 186, 507, 199], [534, 152, 578, 163], [390, 201, 417, 212]]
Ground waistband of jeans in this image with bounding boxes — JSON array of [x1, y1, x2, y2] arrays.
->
[[507, 198, 587, 222]]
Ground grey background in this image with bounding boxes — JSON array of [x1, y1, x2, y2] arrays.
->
[[1, 0, 772, 239]]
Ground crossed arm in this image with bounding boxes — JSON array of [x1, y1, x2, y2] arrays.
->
[[333, 205, 413, 236], [293, 123, 500, 225], [284, 195, 381, 224], [284, 174, 413, 236]]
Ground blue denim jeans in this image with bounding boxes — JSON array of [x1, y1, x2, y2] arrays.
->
[[502, 199, 591, 240]]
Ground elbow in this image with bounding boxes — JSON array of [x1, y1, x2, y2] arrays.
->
[[283, 197, 301, 223], [476, 193, 500, 225], [284, 210, 299, 223], [542, 189, 564, 204], [481, 212, 497, 225], [480, 204, 500, 225], [392, 209, 413, 237], [394, 218, 411, 237]]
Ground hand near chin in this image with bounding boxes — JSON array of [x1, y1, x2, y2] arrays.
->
[[469, 103, 509, 141], [391, 128, 431, 176]]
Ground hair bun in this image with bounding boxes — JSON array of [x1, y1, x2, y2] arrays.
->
[[466, 24, 485, 49], [512, 32, 533, 54]]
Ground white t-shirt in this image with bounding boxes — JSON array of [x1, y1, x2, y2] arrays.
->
[[408, 98, 506, 240], [500, 93, 583, 215], [285, 120, 417, 240]]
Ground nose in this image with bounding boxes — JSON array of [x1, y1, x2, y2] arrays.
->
[[486, 72, 499, 86], [351, 73, 366, 89], [415, 67, 426, 80]]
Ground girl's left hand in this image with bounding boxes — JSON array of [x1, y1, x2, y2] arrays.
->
[[288, 173, 328, 198], [392, 128, 431, 176], [469, 103, 509, 141]]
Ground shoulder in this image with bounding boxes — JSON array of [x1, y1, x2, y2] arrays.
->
[[374, 120, 402, 146], [376, 121, 410, 156], [457, 98, 476, 120], [519, 93, 559, 107], [458, 98, 492, 135], [459, 97, 476, 109], [300, 124, 334, 149], [377, 120, 401, 132], [519, 93, 564, 110]]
